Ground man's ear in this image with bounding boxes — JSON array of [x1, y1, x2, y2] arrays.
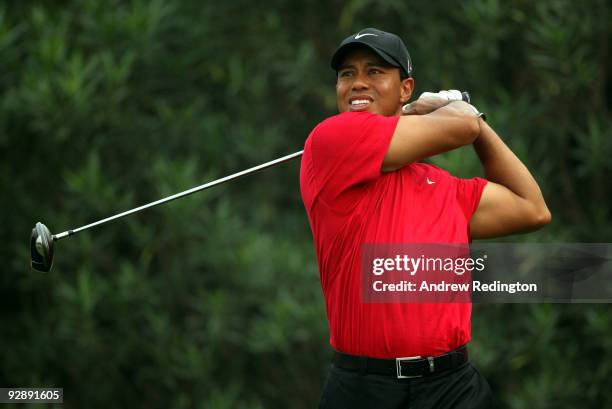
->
[[400, 77, 415, 104]]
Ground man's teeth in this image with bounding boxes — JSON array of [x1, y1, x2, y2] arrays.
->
[[351, 99, 370, 105]]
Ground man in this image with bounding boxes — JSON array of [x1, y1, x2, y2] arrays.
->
[[299, 28, 551, 408]]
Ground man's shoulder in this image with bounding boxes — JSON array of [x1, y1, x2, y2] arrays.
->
[[305, 113, 356, 151], [312, 112, 365, 133]]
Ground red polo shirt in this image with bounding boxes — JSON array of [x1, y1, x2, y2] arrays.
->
[[300, 112, 487, 359]]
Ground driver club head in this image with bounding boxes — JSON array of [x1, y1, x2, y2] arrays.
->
[[30, 222, 54, 272]]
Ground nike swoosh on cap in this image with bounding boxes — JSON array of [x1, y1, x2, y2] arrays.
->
[[355, 33, 377, 39]]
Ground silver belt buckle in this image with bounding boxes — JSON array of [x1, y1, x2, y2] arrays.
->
[[395, 356, 423, 379]]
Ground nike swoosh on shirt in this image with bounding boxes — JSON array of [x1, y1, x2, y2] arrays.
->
[[427, 178, 436, 185], [355, 33, 377, 39]]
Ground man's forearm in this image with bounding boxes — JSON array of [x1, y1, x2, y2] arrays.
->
[[429, 100, 480, 118], [474, 121, 549, 214], [383, 102, 480, 172]]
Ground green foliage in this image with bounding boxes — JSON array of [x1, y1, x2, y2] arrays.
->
[[1, 0, 610, 408]]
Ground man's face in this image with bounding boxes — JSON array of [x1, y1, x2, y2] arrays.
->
[[336, 47, 414, 116]]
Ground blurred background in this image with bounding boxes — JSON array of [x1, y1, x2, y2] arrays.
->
[[1, 0, 611, 408]]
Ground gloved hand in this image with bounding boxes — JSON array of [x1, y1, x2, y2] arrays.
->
[[402, 90, 481, 116], [419, 90, 465, 102]]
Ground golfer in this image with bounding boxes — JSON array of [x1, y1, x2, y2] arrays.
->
[[300, 28, 551, 409]]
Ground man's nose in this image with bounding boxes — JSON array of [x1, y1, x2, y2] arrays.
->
[[351, 72, 369, 90]]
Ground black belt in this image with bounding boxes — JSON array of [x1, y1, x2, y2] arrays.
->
[[333, 345, 468, 379]]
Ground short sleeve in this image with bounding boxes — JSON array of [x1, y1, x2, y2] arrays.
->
[[453, 176, 488, 222], [308, 112, 399, 203]]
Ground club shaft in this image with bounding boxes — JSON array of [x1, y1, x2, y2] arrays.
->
[[53, 150, 304, 241]]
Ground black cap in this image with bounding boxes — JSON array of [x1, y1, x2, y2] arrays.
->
[[331, 28, 413, 77]]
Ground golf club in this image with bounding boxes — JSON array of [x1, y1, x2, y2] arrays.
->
[[30, 150, 303, 272], [30, 91, 471, 272]]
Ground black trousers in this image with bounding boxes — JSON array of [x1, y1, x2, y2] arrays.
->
[[319, 361, 493, 409]]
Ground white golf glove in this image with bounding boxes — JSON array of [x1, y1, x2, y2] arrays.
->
[[419, 89, 465, 102], [402, 89, 483, 118]]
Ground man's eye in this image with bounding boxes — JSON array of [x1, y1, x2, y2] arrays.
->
[[339, 71, 353, 77], [369, 68, 382, 75]]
